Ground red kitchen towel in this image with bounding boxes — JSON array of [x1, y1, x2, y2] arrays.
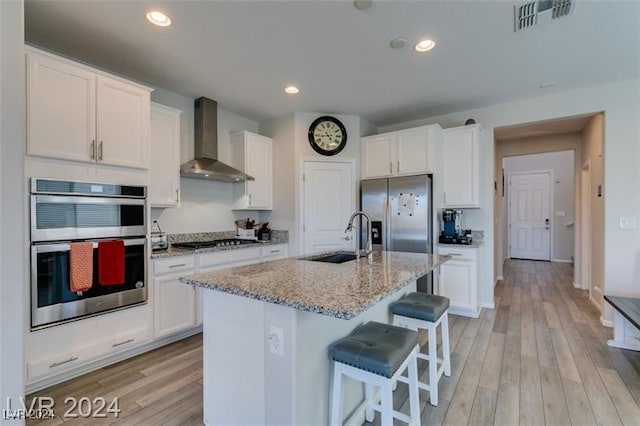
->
[[70, 242, 94, 292], [98, 240, 125, 286]]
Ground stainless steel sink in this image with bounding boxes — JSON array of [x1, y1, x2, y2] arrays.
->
[[301, 251, 358, 264]]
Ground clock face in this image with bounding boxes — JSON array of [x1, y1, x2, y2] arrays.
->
[[308, 116, 347, 156]]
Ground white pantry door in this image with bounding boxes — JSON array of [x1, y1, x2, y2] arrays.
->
[[509, 171, 551, 261], [302, 161, 355, 255]]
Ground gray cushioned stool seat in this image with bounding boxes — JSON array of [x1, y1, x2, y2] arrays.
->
[[390, 293, 450, 323], [330, 321, 418, 378]]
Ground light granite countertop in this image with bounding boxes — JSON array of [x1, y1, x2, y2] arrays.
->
[[151, 230, 289, 259], [151, 239, 286, 259], [180, 251, 450, 320], [437, 230, 484, 249]]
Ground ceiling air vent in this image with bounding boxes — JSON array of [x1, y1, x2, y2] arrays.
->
[[514, 0, 576, 32]]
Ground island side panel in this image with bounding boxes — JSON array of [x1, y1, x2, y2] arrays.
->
[[264, 301, 298, 425], [203, 290, 266, 426], [294, 280, 418, 425]]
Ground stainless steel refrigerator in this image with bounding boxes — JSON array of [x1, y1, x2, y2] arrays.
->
[[360, 175, 433, 293]]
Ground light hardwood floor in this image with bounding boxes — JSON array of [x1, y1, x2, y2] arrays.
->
[[27, 260, 640, 425]]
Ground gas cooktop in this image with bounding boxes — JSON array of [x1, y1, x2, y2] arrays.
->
[[172, 239, 257, 249]]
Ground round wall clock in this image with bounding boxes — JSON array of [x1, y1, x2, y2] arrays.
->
[[308, 116, 347, 156]]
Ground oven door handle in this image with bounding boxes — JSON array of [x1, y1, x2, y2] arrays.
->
[[33, 194, 145, 206], [33, 238, 147, 254]]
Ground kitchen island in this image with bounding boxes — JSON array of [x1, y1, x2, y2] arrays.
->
[[180, 251, 449, 425]]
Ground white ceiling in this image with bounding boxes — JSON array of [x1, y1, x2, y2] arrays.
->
[[25, 0, 640, 127]]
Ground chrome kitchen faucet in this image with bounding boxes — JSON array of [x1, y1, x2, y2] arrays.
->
[[345, 210, 373, 260]]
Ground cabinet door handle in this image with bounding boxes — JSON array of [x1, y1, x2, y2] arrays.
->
[[389, 162, 393, 173], [49, 357, 78, 368], [98, 141, 104, 160], [270, 249, 280, 253], [445, 253, 462, 256], [397, 160, 400, 172], [248, 194, 252, 206], [90, 140, 96, 160], [169, 263, 187, 268], [176, 188, 180, 203], [444, 192, 447, 204], [112, 338, 135, 348]]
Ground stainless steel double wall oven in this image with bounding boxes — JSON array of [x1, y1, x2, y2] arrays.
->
[[30, 179, 148, 329]]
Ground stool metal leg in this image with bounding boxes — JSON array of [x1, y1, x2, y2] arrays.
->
[[442, 312, 451, 377]]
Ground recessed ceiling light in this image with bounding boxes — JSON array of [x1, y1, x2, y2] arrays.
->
[[146, 11, 171, 27], [414, 39, 436, 53], [284, 85, 300, 95], [389, 38, 407, 49]]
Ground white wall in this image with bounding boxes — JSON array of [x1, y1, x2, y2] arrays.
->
[[1, 0, 26, 421], [380, 78, 640, 321], [503, 150, 575, 262], [150, 88, 261, 234], [260, 113, 361, 255], [260, 115, 296, 247], [582, 114, 605, 309]]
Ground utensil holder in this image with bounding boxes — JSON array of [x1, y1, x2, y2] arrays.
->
[[236, 228, 256, 239]]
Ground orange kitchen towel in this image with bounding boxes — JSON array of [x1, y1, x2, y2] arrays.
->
[[98, 240, 125, 286], [69, 242, 94, 292]]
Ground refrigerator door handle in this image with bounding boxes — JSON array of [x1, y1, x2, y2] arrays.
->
[[385, 195, 392, 252]]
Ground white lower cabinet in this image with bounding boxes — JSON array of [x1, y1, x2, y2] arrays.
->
[[261, 243, 288, 261], [436, 246, 480, 318], [25, 305, 152, 386], [154, 244, 288, 336], [154, 275, 197, 338], [153, 256, 197, 338], [27, 327, 149, 381]]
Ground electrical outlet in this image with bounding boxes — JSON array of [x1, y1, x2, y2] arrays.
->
[[619, 217, 637, 229], [268, 326, 284, 356]]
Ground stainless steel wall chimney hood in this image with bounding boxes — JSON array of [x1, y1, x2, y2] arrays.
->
[[180, 97, 254, 182]]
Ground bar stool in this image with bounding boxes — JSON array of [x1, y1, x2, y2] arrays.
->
[[390, 293, 451, 406], [329, 321, 421, 426]]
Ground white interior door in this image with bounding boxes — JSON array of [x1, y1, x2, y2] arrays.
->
[[303, 161, 355, 255], [509, 171, 551, 260]]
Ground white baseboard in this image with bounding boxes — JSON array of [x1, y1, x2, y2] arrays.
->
[[496, 275, 504, 282], [588, 295, 602, 311], [552, 259, 573, 264], [601, 316, 613, 328], [482, 302, 496, 309], [573, 281, 581, 289]]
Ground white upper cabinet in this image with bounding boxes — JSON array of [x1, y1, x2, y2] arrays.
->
[[26, 48, 151, 169], [442, 124, 481, 208], [149, 103, 182, 207], [362, 134, 394, 178], [231, 131, 273, 210], [95, 76, 150, 168], [27, 51, 96, 163], [361, 124, 442, 179]]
